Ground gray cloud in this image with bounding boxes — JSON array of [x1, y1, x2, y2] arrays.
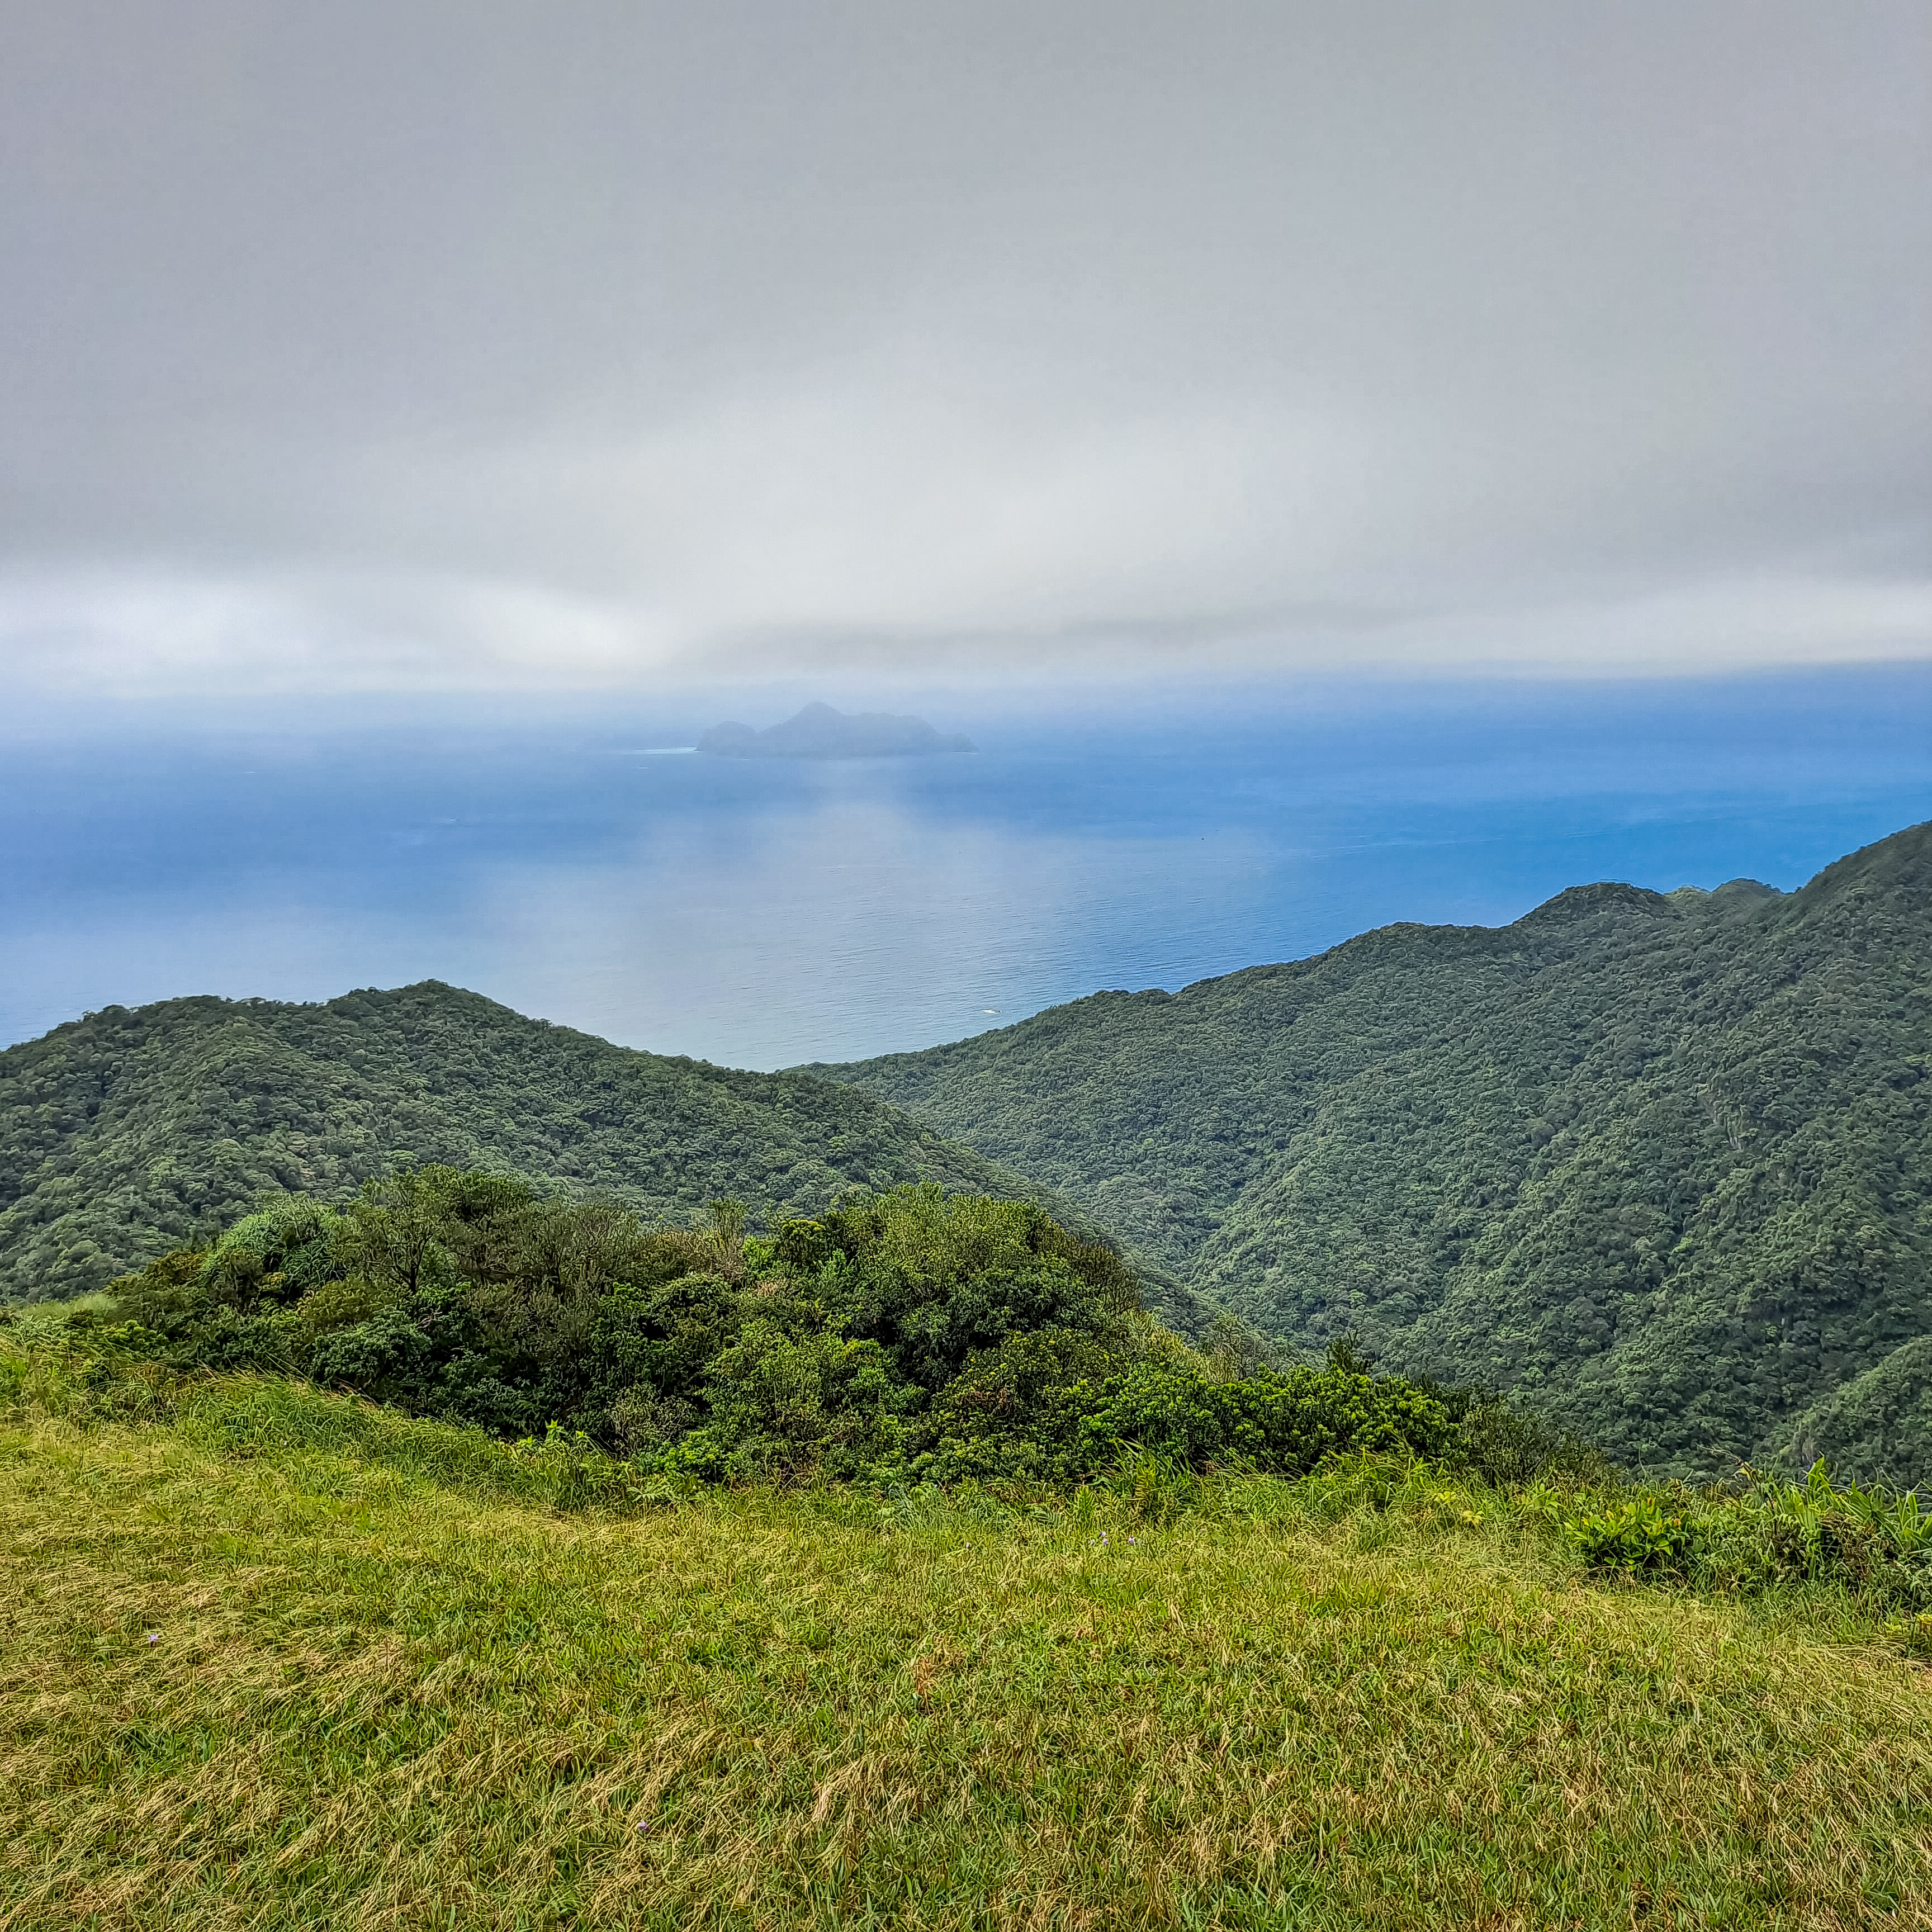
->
[[2, 0, 1926, 690]]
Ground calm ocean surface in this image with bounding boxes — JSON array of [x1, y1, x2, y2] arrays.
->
[[5, 669, 1930, 1067]]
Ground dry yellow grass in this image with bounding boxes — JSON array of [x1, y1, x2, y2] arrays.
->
[[3, 1386, 1931, 1929]]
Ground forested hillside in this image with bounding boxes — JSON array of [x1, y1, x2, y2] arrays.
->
[[0, 983, 1057, 1305], [811, 823, 1932, 1481]]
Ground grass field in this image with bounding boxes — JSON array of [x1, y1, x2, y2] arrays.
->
[[4, 1377, 1931, 1929]]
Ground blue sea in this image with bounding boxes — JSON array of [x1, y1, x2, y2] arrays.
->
[[4, 667, 1930, 1067]]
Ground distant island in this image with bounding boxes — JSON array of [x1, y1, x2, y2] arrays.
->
[[697, 701, 975, 760]]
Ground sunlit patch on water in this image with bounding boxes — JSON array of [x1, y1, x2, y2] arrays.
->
[[3, 670, 1929, 1065]]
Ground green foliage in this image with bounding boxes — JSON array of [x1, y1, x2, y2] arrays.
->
[[1774, 1333, 1932, 1492], [0, 980, 1062, 1306], [17, 1295, 1932, 1635], [1421, 1380, 1611, 1488], [1566, 1494, 1698, 1576], [1554, 1460, 1932, 1615], [998, 1360, 1450, 1485], [13, 1169, 1507, 1494], [815, 821, 1932, 1481]]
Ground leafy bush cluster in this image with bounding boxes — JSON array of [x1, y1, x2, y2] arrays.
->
[[15, 1234, 1932, 1632], [1562, 1460, 1932, 1617], [61, 1168, 1455, 1486]]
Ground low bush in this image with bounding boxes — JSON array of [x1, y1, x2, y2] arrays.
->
[[1556, 1460, 1932, 1616], [29, 1169, 1479, 1494], [1565, 1493, 1698, 1576], [28, 1164, 1932, 1632]]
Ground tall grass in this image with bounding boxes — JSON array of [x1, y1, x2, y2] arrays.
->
[[4, 1367, 1932, 1926]]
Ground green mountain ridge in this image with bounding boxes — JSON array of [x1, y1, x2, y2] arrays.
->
[[807, 823, 1932, 1481], [0, 982, 1092, 1308], [8, 824, 1929, 1480]]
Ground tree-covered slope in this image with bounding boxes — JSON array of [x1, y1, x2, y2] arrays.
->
[[809, 824, 1932, 1480], [0, 982, 1054, 1304]]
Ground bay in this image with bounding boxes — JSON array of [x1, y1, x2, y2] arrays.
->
[[3, 666, 1929, 1067]]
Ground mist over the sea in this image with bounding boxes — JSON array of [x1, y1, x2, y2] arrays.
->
[[6, 667, 1929, 1067]]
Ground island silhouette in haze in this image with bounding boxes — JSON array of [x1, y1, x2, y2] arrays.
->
[[697, 702, 975, 760]]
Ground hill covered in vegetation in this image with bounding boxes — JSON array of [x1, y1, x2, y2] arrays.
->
[[0, 983, 1058, 1306], [811, 823, 1932, 1482]]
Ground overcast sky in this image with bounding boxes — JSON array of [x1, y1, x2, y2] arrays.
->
[[3, 1, 1927, 695]]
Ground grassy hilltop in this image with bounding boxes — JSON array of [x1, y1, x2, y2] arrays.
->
[[5, 1367, 1932, 1930], [810, 823, 1932, 1483], [7, 1125, 1932, 1922]]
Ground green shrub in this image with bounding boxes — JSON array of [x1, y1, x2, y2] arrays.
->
[[23, 1169, 1590, 1508], [1557, 1461, 1932, 1613], [1566, 1494, 1699, 1577], [1430, 1385, 1609, 1486], [1059, 1361, 1453, 1480]]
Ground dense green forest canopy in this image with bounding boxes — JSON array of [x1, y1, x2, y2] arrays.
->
[[811, 824, 1932, 1483], [0, 983, 1063, 1307]]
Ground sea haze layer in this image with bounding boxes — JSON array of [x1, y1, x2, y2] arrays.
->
[[4, 668, 1930, 1067]]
